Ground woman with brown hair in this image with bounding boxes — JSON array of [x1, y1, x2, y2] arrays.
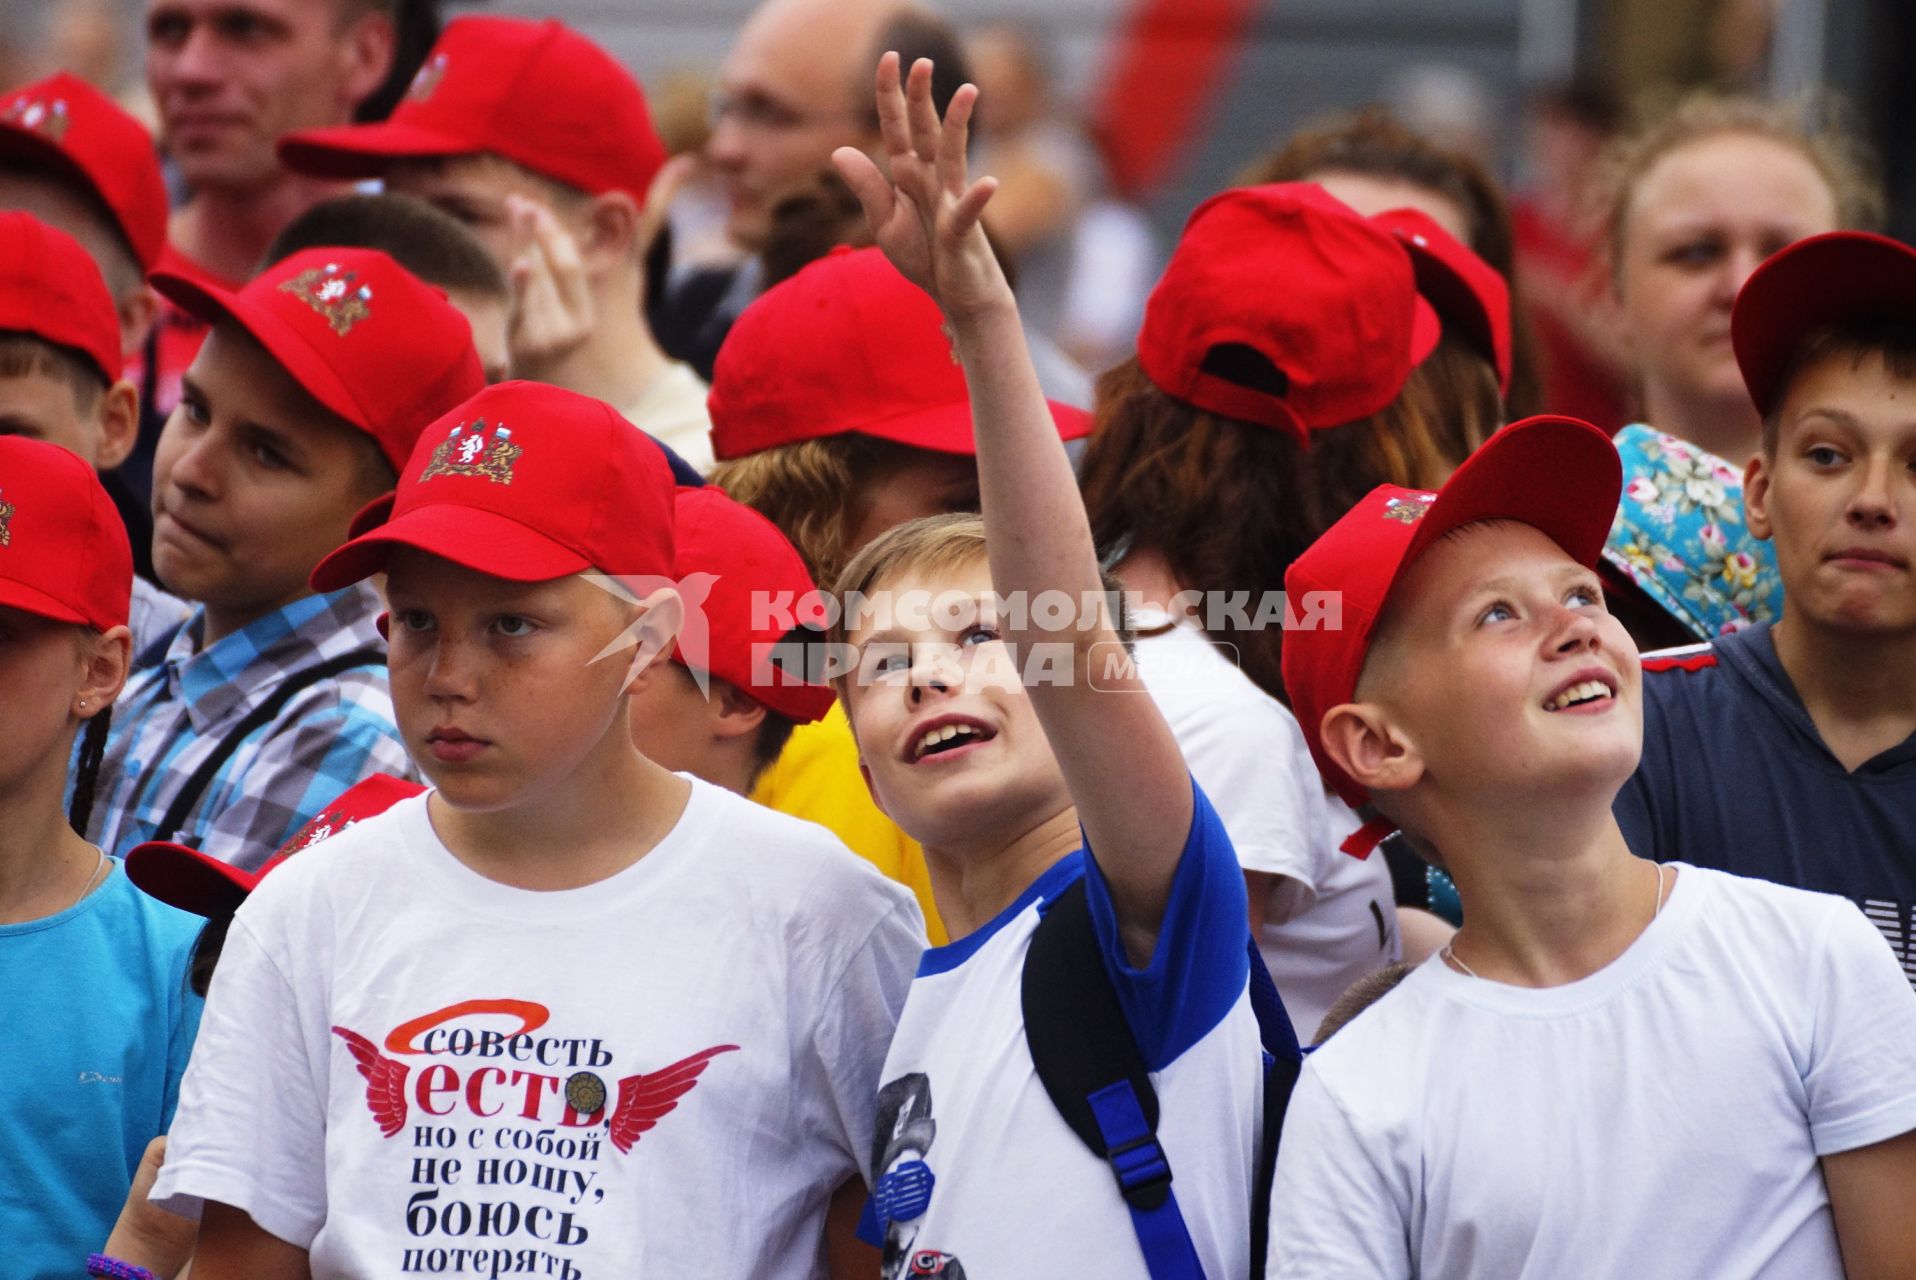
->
[[1076, 183, 1507, 1020]]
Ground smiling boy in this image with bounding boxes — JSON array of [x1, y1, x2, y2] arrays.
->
[[825, 57, 1278, 1276], [84, 246, 484, 865], [1616, 231, 1916, 986], [1266, 415, 1916, 1278], [151, 379, 923, 1278]]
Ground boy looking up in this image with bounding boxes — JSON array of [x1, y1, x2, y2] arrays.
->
[[0, 212, 186, 654], [153, 379, 923, 1277], [826, 56, 1275, 1275], [1617, 231, 1916, 985], [279, 15, 713, 474], [86, 246, 484, 865], [1268, 415, 1916, 1277]]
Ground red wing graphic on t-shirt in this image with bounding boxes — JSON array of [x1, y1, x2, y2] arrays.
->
[[332, 1025, 410, 1137], [607, 1044, 740, 1154]]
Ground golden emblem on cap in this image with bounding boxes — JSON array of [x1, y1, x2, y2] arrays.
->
[[1383, 493, 1435, 525], [420, 420, 523, 485], [0, 490, 13, 546], [408, 53, 449, 103], [4, 96, 70, 143], [280, 263, 375, 336]]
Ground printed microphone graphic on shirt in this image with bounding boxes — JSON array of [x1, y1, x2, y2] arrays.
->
[[330, 998, 737, 1272]]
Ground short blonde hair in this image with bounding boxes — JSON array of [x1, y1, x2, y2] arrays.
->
[[827, 512, 990, 700]]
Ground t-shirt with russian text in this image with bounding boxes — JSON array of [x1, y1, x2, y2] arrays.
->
[[868, 780, 1265, 1278], [1268, 865, 1916, 1279], [153, 779, 925, 1278]]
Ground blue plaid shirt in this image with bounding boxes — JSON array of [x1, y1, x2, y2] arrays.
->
[[86, 584, 415, 870]]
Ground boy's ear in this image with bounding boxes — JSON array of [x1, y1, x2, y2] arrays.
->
[[76, 624, 133, 714], [117, 285, 159, 354], [1744, 450, 1776, 541], [711, 681, 769, 742], [583, 191, 641, 271], [96, 378, 140, 471], [1320, 701, 1424, 797], [610, 587, 685, 692]]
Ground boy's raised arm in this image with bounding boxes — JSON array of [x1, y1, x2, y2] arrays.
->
[[834, 54, 1192, 960]]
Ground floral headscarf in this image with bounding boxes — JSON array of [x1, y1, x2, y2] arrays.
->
[[1602, 425, 1784, 640]]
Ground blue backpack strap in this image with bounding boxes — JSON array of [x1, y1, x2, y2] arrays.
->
[[1022, 877, 1207, 1280]]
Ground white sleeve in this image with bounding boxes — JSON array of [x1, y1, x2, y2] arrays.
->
[[807, 895, 925, 1182], [1174, 694, 1320, 891], [1803, 899, 1916, 1156], [1267, 1065, 1414, 1279], [150, 915, 329, 1247]]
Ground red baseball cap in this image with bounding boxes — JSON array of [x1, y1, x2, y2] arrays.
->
[[1373, 207, 1513, 397], [152, 246, 484, 472], [1733, 231, 1916, 416], [708, 247, 1091, 460], [127, 773, 425, 918], [0, 211, 122, 384], [0, 435, 132, 630], [670, 486, 834, 723], [311, 380, 677, 590], [0, 72, 168, 275], [1281, 415, 1621, 810], [279, 16, 667, 202], [1137, 183, 1437, 438]]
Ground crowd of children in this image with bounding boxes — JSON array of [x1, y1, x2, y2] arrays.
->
[[1, 6, 1913, 1279]]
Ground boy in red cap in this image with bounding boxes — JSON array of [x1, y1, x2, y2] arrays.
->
[[0, 212, 188, 655], [1617, 230, 1916, 985], [1266, 416, 1916, 1276], [627, 486, 836, 794], [85, 246, 484, 867], [0, 436, 203, 1280], [821, 56, 1289, 1275], [152, 380, 923, 1277], [279, 15, 714, 474]]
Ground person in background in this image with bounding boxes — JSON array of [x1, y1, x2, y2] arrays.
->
[[1589, 93, 1879, 463]]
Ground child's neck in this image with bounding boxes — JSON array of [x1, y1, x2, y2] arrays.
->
[[1428, 797, 1662, 988], [924, 804, 1083, 940], [0, 761, 108, 926], [1770, 611, 1916, 771], [430, 738, 693, 892], [199, 590, 317, 649]]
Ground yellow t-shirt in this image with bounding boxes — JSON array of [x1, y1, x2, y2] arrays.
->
[[752, 703, 947, 944]]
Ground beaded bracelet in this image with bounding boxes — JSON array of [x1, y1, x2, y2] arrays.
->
[[86, 1254, 160, 1280]]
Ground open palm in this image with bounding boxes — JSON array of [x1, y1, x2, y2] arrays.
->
[[833, 53, 1011, 323]]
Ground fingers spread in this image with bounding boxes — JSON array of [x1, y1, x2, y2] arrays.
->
[[833, 144, 896, 233], [873, 51, 914, 165], [938, 82, 978, 194], [905, 57, 941, 163]]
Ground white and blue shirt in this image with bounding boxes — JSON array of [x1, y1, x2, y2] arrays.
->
[[868, 782, 1264, 1278]]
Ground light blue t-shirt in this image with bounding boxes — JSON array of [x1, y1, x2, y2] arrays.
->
[[0, 861, 203, 1279]]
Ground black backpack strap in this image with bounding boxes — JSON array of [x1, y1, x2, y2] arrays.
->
[[1245, 942, 1303, 1280], [1022, 878, 1208, 1280], [153, 647, 385, 845]]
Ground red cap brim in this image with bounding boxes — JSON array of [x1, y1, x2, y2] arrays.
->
[[840, 398, 1091, 455], [1410, 296, 1441, 367], [1733, 231, 1916, 416], [278, 120, 481, 181], [1400, 414, 1621, 589], [311, 502, 593, 591], [125, 840, 256, 918], [0, 577, 90, 626], [150, 269, 378, 455]]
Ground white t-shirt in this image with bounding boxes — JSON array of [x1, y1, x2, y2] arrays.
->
[[1269, 865, 1916, 1279], [624, 360, 714, 475], [154, 780, 924, 1279], [868, 783, 1266, 1278], [1133, 620, 1399, 1037]]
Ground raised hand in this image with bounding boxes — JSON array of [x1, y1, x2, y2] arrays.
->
[[832, 52, 1012, 324]]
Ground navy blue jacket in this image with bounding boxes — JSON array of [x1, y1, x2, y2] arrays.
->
[[1615, 623, 1916, 987]]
